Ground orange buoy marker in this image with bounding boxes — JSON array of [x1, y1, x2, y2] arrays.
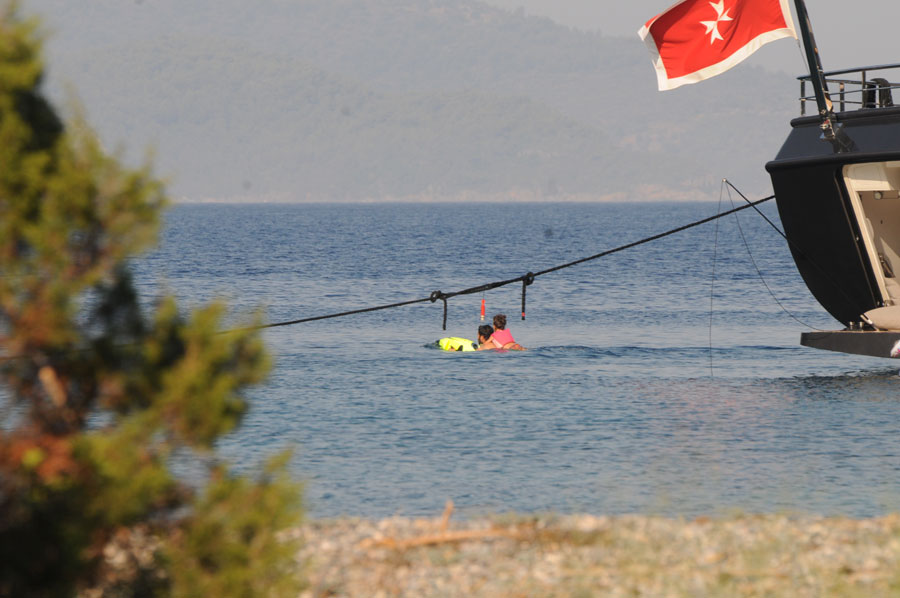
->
[[480, 298, 485, 321]]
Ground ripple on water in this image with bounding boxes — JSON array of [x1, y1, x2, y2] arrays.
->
[[132, 203, 900, 518]]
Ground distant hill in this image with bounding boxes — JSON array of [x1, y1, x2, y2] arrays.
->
[[30, 0, 799, 201]]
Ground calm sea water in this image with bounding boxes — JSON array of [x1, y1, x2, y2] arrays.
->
[[130, 201, 900, 519]]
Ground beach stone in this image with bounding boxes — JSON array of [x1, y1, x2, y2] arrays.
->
[[77, 512, 900, 598]]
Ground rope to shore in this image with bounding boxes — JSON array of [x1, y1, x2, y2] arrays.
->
[[708, 182, 726, 378], [0, 193, 779, 365], [250, 193, 775, 332]]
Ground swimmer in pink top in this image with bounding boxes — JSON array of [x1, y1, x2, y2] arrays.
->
[[485, 314, 525, 350]]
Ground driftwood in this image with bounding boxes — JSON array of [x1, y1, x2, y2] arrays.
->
[[360, 500, 525, 550]]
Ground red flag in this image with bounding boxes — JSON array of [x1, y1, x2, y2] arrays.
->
[[639, 0, 796, 90]]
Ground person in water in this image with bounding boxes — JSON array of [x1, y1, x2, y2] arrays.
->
[[484, 314, 525, 350], [476, 324, 495, 350]]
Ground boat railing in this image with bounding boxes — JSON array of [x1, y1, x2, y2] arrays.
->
[[799, 63, 900, 115]]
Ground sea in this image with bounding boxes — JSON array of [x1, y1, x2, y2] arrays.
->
[[127, 201, 900, 520]]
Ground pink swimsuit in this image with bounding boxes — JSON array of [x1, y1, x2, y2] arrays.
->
[[491, 328, 514, 347]]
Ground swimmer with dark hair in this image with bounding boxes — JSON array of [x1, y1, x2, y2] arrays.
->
[[476, 324, 495, 350]]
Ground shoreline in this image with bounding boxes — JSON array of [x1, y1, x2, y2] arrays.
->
[[290, 506, 900, 597], [83, 506, 900, 597], [169, 185, 750, 205]]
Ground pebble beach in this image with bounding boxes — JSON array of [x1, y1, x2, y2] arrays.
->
[[291, 506, 900, 598], [81, 504, 900, 597]]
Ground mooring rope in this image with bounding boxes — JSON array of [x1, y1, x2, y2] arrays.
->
[[252, 194, 775, 332], [0, 194, 778, 363], [724, 180, 871, 320], [724, 183, 822, 331], [708, 181, 726, 378]]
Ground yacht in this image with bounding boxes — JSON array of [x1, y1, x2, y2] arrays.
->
[[767, 64, 900, 357]]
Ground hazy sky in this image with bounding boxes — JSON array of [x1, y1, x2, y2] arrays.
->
[[483, 0, 900, 75]]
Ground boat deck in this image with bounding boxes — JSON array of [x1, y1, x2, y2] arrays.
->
[[801, 330, 900, 358]]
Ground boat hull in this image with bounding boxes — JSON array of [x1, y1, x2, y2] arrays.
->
[[766, 107, 900, 326]]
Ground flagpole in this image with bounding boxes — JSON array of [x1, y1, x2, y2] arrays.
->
[[792, 0, 839, 139]]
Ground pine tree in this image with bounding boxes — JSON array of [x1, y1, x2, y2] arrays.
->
[[0, 4, 303, 596]]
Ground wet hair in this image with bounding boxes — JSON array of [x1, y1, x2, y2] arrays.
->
[[478, 324, 494, 341], [492, 314, 507, 330]]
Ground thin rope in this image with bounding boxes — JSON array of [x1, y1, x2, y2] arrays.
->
[[709, 181, 725, 378], [724, 180, 869, 318], [531, 196, 773, 277], [724, 184, 822, 331], [249, 296, 434, 331], [795, 38, 810, 78], [724, 180, 788, 240], [794, 36, 815, 116]]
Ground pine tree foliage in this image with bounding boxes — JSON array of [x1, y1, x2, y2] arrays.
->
[[0, 3, 303, 596]]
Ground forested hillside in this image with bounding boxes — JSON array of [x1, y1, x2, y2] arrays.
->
[[30, 0, 798, 200]]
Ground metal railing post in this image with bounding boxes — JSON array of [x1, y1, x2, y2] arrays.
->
[[796, 64, 900, 115], [800, 80, 806, 115]]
